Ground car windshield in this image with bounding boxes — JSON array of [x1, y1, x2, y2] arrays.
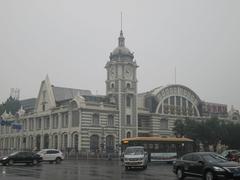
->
[[37, 150, 45, 154], [202, 153, 227, 163], [125, 148, 144, 155], [9, 152, 19, 156]]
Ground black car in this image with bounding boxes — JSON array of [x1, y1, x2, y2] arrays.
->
[[173, 152, 240, 180], [0, 151, 42, 166]]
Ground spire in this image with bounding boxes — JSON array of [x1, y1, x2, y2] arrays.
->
[[118, 30, 125, 47], [118, 12, 125, 47]]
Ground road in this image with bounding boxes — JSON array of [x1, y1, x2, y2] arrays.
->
[[0, 160, 200, 180]]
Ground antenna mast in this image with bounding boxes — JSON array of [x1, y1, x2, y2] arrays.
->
[[174, 67, 177, 84], [121, 12, 123, 31]]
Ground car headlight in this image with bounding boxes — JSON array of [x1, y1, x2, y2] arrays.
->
[[2, 157, 8, 160], [213, 166, 225, 172], [124, 158, 129, 161]]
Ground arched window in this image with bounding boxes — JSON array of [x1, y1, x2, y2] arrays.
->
[[44, 134, 49, 149], [63, 134, 68, 150], [10, 137, 14, 149], [5, 138, 9, 149], [127, 132, 131, 138], [70, 101, 78, 108], [72, 133, 79, 151], [126, 83, 131, 88], [106, 135, 114, 153], [36, 135, 41, 151], [111, 83, 115, 89], [29, 136, 33, 150], [90, 135, 99, 152], [54, 135, 58, 149], [22, 137, 26, 150]]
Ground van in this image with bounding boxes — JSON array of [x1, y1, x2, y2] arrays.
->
[[123, 146, 148, 170]]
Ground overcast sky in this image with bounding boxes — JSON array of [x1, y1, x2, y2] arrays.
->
[[0, 0, 239, 110]]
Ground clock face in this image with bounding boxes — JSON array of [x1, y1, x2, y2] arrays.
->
[[125, 66, 132, 79]]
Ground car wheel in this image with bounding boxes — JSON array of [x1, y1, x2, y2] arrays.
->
[[32, 159, 38, 166], [55, 157, 61, 164], [176, 168, 185, 180], [8, 159, 14, 166], [205, 171, 214, 180]]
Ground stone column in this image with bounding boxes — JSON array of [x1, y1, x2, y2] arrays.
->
[[19, 136, 22, 150], [58, 113, 62, 129], [174, 96, 177, 115]]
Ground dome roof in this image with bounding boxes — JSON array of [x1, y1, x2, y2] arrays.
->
[[112, 46, 132, 56], [110, 30, 134, 59]]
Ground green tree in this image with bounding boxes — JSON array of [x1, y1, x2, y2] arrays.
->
[[173, 119, 185, 137], [0, 96, 21, 116]]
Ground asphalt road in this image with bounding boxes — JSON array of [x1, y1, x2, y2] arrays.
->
[[0, 160, 200, 180]]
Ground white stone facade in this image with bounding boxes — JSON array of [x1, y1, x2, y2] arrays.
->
[[0, 31, 239, 153]]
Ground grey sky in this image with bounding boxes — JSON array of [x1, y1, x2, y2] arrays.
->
[[0, 0, 239, 109]]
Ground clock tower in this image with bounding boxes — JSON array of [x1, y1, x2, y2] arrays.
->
[[105, 30, 138, 140]]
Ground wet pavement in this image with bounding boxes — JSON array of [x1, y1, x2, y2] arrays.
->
[[0, 160, 199, 180]]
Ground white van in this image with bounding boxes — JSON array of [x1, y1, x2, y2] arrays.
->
[[124, 146, 148, 170]]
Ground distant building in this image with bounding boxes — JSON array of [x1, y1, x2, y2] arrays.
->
[[0, 30, 239, 152]]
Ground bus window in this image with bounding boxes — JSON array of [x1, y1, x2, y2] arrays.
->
[[143, 143, 147, 150], [159, 144, 164, 152], [149, 144, 154, 150], [170, 144, 176, 152]]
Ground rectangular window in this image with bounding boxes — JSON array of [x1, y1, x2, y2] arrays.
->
[[126, 96, 131, 107], [160, 119, 168, 130], [29, 118, 34, 131], [6, 126, 9, 134], [61, 112, 68, 128], [52, 114, 58, 129], [44, 116, 50, 129], [107, 114, 114, 127], [22, 119, 27, 131], [92, 113, 99, 126], [36, 117, 41, 130], [72, 111, 79, 127], [126, 115, 131, 125]]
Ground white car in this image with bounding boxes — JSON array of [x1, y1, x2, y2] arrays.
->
[[124, 146, 148, 170], [37, 149, 64, 164]]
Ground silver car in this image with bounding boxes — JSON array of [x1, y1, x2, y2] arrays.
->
[[37, 149, 64, 164]]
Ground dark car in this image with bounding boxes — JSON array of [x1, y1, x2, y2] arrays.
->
[[173, 152, 240, 180], [0, 151, 42, 166]]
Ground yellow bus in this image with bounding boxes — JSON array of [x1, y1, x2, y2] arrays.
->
[[121, 136, 196, 162]]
